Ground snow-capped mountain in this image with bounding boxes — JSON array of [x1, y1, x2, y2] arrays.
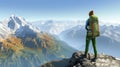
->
[[2, 15, 27, 31], [0, 15, 40, 38]]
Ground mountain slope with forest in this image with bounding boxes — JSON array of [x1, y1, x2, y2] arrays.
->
[[0, 15, 76, 67]]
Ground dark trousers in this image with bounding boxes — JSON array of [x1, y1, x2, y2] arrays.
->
[[85, 36, 97, 58]]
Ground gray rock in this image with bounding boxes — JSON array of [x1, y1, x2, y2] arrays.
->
[[41, 51, 120, 67], [68, 51, 120, 67]]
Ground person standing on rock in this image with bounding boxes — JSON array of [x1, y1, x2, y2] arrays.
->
[[85, 10, 100, 60]]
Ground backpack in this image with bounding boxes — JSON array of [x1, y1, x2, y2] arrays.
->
[[87, 15, 100, 37]]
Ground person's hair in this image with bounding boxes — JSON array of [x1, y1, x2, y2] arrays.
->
[[89, 10, 94, 16]]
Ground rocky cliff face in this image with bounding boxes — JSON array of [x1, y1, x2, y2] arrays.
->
[[41, 51, 120, 67]]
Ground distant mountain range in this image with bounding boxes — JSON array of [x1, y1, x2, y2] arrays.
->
[[32, 20, 120, 58], [31, 20, 120, 35], [0, 15, 76, 67], [31, 20, 84, 35]]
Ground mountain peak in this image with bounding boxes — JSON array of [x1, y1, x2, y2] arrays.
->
[[9, 14, 26, 22], [3, 15, 27, 31]]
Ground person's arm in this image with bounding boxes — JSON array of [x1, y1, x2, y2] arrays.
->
[[85, 19, 89, 30]]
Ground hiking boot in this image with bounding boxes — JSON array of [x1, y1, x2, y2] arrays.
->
[[84, 53, 88, 58], [91, 57, 97, 62], [84, 53, 91, 60]]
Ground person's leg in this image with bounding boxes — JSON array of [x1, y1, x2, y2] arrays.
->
[[92, 37, 97, 58], [85, 36, 90, 56]]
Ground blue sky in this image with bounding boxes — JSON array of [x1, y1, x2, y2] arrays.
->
[[0, 0, 120, 22]]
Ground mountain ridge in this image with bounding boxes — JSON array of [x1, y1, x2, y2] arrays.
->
[[59, 25, 120, 58]]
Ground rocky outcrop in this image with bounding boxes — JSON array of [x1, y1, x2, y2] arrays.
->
[[41, 51, 120, 67], [68, 51, 120, 67]]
